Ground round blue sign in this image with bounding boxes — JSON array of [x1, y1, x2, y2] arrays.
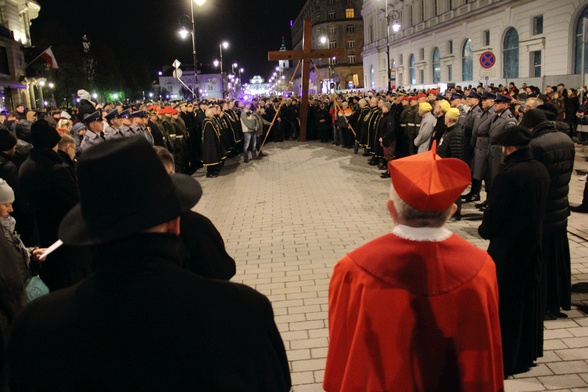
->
[[480, 51, 496, 69]]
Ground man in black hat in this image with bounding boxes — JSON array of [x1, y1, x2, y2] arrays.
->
[[8, 136, 291, 390], [479, 125, 549, 377], [520, 108, 575, 320]]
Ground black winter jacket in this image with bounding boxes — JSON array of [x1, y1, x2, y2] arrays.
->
[[437, 123, 465, 160], [529, 121, 575, 231]]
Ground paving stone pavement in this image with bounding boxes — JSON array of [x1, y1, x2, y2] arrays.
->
[[192, 140, 588, 392]]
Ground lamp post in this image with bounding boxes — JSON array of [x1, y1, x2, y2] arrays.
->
[[178, 0, 206, 100], [218, 41, 228, 98], [383, 0, 401, 92]]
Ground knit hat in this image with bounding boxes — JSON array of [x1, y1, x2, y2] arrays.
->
[[438, 99, 451, 113], [520, 109, 547, 129], [72, 122, 87, 134], [77, 89, 92, 101], [0, 179, 14, 204], [537, 104, 558, 121], [446, 108, 460, 121], [31, 119, 61, 148], [388, 141, 470, 212], [382, 102, 392, 111], [419, 102, 432, 112], [60, 110, 72, 120], [0, 126, 16, 151]]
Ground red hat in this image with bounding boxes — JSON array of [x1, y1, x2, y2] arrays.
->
[[410, 96, 418, 101], [417, 93, 427, 99], [402, 96, 411, 101], [157, 108, 166, 115], [388, 141, 470, 212], [428, 89, 439, 95]]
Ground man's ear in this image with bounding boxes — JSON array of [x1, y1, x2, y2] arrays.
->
[[387, 199, 398, 224], [166, 216, 181, 236]]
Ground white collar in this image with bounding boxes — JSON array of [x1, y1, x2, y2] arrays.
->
[[392, 224, 452, 242]]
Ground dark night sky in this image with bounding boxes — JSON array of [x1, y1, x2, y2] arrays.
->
[[31, 0, 306, 82]]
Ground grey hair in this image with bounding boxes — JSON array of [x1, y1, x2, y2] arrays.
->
[[524, 97, 543, 111], [389, 186, 454, 227]]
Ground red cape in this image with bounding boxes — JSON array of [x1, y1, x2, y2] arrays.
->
[[324, 231, 504, 392]]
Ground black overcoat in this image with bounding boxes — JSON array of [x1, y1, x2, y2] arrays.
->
[[478, 147, 549, 377]]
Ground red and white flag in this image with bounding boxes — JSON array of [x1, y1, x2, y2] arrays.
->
[[40, 47, 58, 70]]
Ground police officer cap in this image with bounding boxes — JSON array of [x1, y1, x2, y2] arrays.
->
[[105, 109, 120, 121], [492, 125, 530, 147], [494, 93, 511, 103], [83, 111, 102, 125], [436, 94, 448, 101], [131, 110, 148, 118], [119, 109, 132, 119], [481, 91, 496, 100], [468, 91, 482, 100], [450, 93, 463, 101]]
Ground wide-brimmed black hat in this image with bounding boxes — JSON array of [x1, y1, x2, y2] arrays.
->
[[58, 136, 202, 245]]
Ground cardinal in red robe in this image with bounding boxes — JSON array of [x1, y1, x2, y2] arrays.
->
[[324, 143, 504, 392]]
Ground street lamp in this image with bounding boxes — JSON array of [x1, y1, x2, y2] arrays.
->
[[219, 41, 229, 98], [178, 0, 206, 100], [382, 0, 401, 92]]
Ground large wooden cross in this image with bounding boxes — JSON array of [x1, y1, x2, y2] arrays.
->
[[268, 18, 345, 141]]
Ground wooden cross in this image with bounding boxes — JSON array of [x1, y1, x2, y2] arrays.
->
[[268, 18, 345, 141]]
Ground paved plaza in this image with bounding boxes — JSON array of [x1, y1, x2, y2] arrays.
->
[[193, 140, 588, 392]]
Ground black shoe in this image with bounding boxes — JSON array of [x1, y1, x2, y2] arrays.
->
[[368, 159, 379, 166], [448, 215, 461, 222], [244, 157, 249, 163], [362, 152, 371, 156], [570, 205, 588, 213], [380, 171, 390, 179], [463, 193, 481, 203], [378, 164, 387, 170], [475, 200, 488, 210]]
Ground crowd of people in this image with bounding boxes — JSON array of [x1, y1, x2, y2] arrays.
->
[[0, 79, 585, 390]]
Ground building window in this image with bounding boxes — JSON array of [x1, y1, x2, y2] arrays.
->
[[448, 0, 453, 10], [368, 19, 374, 43], [328, 11, 336, 20], [409, 54, 416, 85], [346, 8, 355, 18], [533, 15, 543, 35], [348, 55, 356, 64], [503, 27, 519, 78], [420, 70, 424, 84], [328, 0, 335, 5], [0, 47, 9, 75], [432, 47, 441, 83], [331, 58, 337, 65], [400, 54, 403, 65], [462, 39, 473, 81], [448, 64, 453, 81], [370, 65, 375, 89], [346, 24, 355, 33], [419, 48, 424, 60], [575, 7, 588, 73], [347, 40, 355, 48], [448, 40, 453, 54], [484, 30, 490, 46], [329, 26, 337, 35], [329, 41, 337, 49], [531, 50, 541, 77]]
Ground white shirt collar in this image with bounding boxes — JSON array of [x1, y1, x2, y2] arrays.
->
[[392, 224, 452, 242]]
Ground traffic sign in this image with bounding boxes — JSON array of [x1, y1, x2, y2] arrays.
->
[[480, 51, 496, 69], [173, 68, 183, 79], [173, 59, 181, 69]]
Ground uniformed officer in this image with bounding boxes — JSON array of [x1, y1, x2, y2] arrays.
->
[[467, 91, 496, 207], [487, 93, 517, 194], [132, 110, 154, 145], [80, 111, 106, 153], [119, 109, 134, 137], [461, 91, 483, 174], [450, 93, 468, 127], [103, 109, 124, 139]]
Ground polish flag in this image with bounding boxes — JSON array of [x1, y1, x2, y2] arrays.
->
[[40, 47, 58, 70]]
